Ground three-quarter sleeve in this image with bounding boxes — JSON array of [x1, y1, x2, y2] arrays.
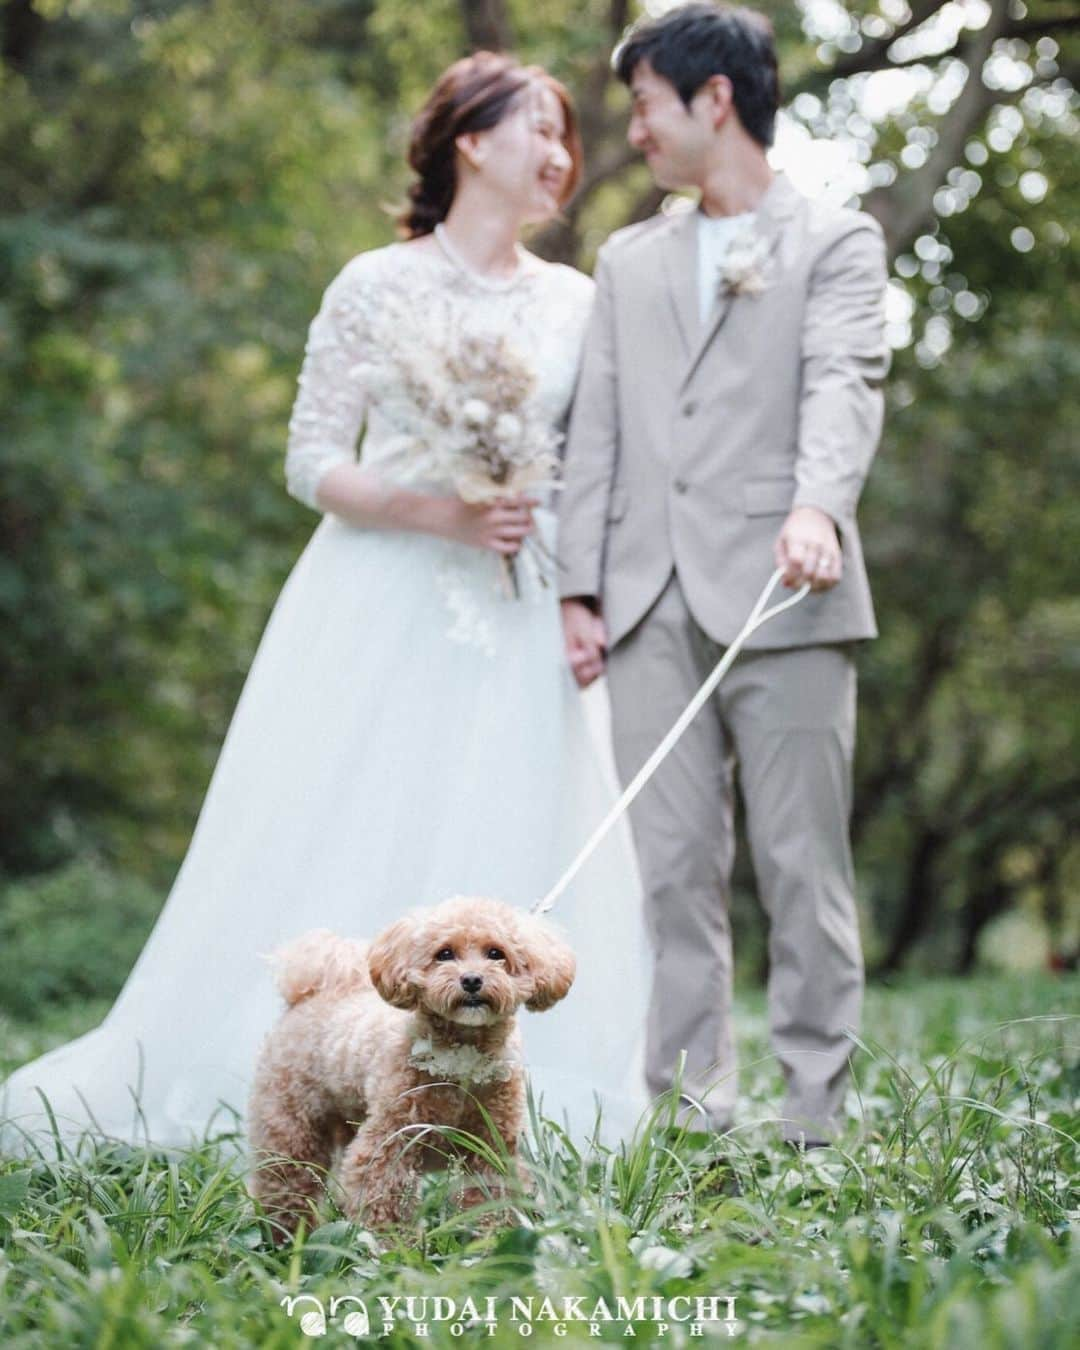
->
[[285, 263, 369, 511]]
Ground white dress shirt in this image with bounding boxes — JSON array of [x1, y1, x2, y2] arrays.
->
[[697, 209, 756, 324]]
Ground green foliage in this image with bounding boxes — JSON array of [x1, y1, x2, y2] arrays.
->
[[1, 975, 1076, 1345], [852, 115, 1080, 972], [1, 0, 399, 881], [2, 0, 1078, 970], [0, 861, 159, 1018]]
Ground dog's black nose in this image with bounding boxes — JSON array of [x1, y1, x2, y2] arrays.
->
[[460, 975, 484, 994]]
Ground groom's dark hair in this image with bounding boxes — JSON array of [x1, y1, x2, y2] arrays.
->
[[613, 3, 780, 148]]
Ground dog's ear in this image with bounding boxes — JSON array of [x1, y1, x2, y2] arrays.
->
[[367, 917, 420, 1010], [521, 921, 577, 1012]]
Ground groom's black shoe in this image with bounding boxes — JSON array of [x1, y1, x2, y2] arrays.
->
[[652, 1106, 742, 1200], [654, 1124, 716, 1152], [693, 1153, 742, 1200], [651, 1129, 742, 1199]]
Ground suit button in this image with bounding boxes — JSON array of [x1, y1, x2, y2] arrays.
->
[[673, 478, 689, 495], [681, 401, 698, 417]]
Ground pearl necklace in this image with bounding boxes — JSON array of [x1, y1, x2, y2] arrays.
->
[[433, 223, 528, 293]]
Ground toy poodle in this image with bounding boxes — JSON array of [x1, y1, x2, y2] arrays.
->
[[247, 895, 575, 1237]]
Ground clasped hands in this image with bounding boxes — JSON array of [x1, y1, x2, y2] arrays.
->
[[561, 505, 843, 690]]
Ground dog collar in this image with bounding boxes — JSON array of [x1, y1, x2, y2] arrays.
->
[[408, 1037, 517, 1085]]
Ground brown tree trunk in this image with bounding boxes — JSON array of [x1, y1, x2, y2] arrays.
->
[[877, 823, 947, 973], [861, 0, 1012, 259], [459, 0, 514, 53], [3, 0, 46, 71]]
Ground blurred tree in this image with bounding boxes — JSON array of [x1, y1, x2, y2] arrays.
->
[[1, 0, 1077, 975], [482, 0, 1080, 266], [461, 0, 515, 50], [853, 108, 1080, 971], [0, 0, 392, 880]]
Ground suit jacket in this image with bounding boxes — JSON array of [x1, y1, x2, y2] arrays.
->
[[557, 172, 889, 651]]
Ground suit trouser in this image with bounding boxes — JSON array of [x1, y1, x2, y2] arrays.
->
[[605, 571, 863, 1139]]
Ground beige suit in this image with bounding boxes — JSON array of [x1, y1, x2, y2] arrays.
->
[[558, 173, 888, 1139]]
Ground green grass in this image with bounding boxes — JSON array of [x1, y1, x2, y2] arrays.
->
[[1, 975, 1077, 1347]]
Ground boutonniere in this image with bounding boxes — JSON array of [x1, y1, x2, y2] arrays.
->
[[717, 225, 772, 299]]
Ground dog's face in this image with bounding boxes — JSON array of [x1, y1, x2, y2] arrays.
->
[[367, 896, 576, 1024]]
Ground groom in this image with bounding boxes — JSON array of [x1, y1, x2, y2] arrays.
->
[[558, 3, 888, 1144]]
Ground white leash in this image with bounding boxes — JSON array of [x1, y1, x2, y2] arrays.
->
[[532, 568, 811, 917]]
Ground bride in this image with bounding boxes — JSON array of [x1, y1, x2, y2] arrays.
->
[[2, 52, 649, 1154]]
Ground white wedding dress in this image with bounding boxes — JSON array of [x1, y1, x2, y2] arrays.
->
[[1, 240, 650, 1156]]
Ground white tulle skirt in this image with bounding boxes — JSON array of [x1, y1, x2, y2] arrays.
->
[[1, 511, 650, 1156]]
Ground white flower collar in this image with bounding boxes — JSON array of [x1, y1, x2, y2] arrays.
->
[[408, 1036, 517, 1085]]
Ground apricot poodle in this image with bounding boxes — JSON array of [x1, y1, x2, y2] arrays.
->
[[248, 895, 575, 1237]]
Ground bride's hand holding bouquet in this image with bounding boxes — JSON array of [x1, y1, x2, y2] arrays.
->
[[431, 492, 540, 559]]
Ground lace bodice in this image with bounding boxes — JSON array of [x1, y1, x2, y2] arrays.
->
[[285, 241, 595, 511]]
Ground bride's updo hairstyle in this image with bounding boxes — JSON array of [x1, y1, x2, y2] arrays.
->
[[399, 50, 583, 238]]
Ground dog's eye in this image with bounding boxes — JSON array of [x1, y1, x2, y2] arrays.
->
[[486, 947, 506, 962], [434, 947, 455, 962]]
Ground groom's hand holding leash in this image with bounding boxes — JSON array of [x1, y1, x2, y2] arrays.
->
[[775, 505, 843, 592], [561, 598, 607, 689]]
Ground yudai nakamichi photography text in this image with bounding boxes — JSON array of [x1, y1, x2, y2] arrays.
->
[[279, 1292, 742, 1338]]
